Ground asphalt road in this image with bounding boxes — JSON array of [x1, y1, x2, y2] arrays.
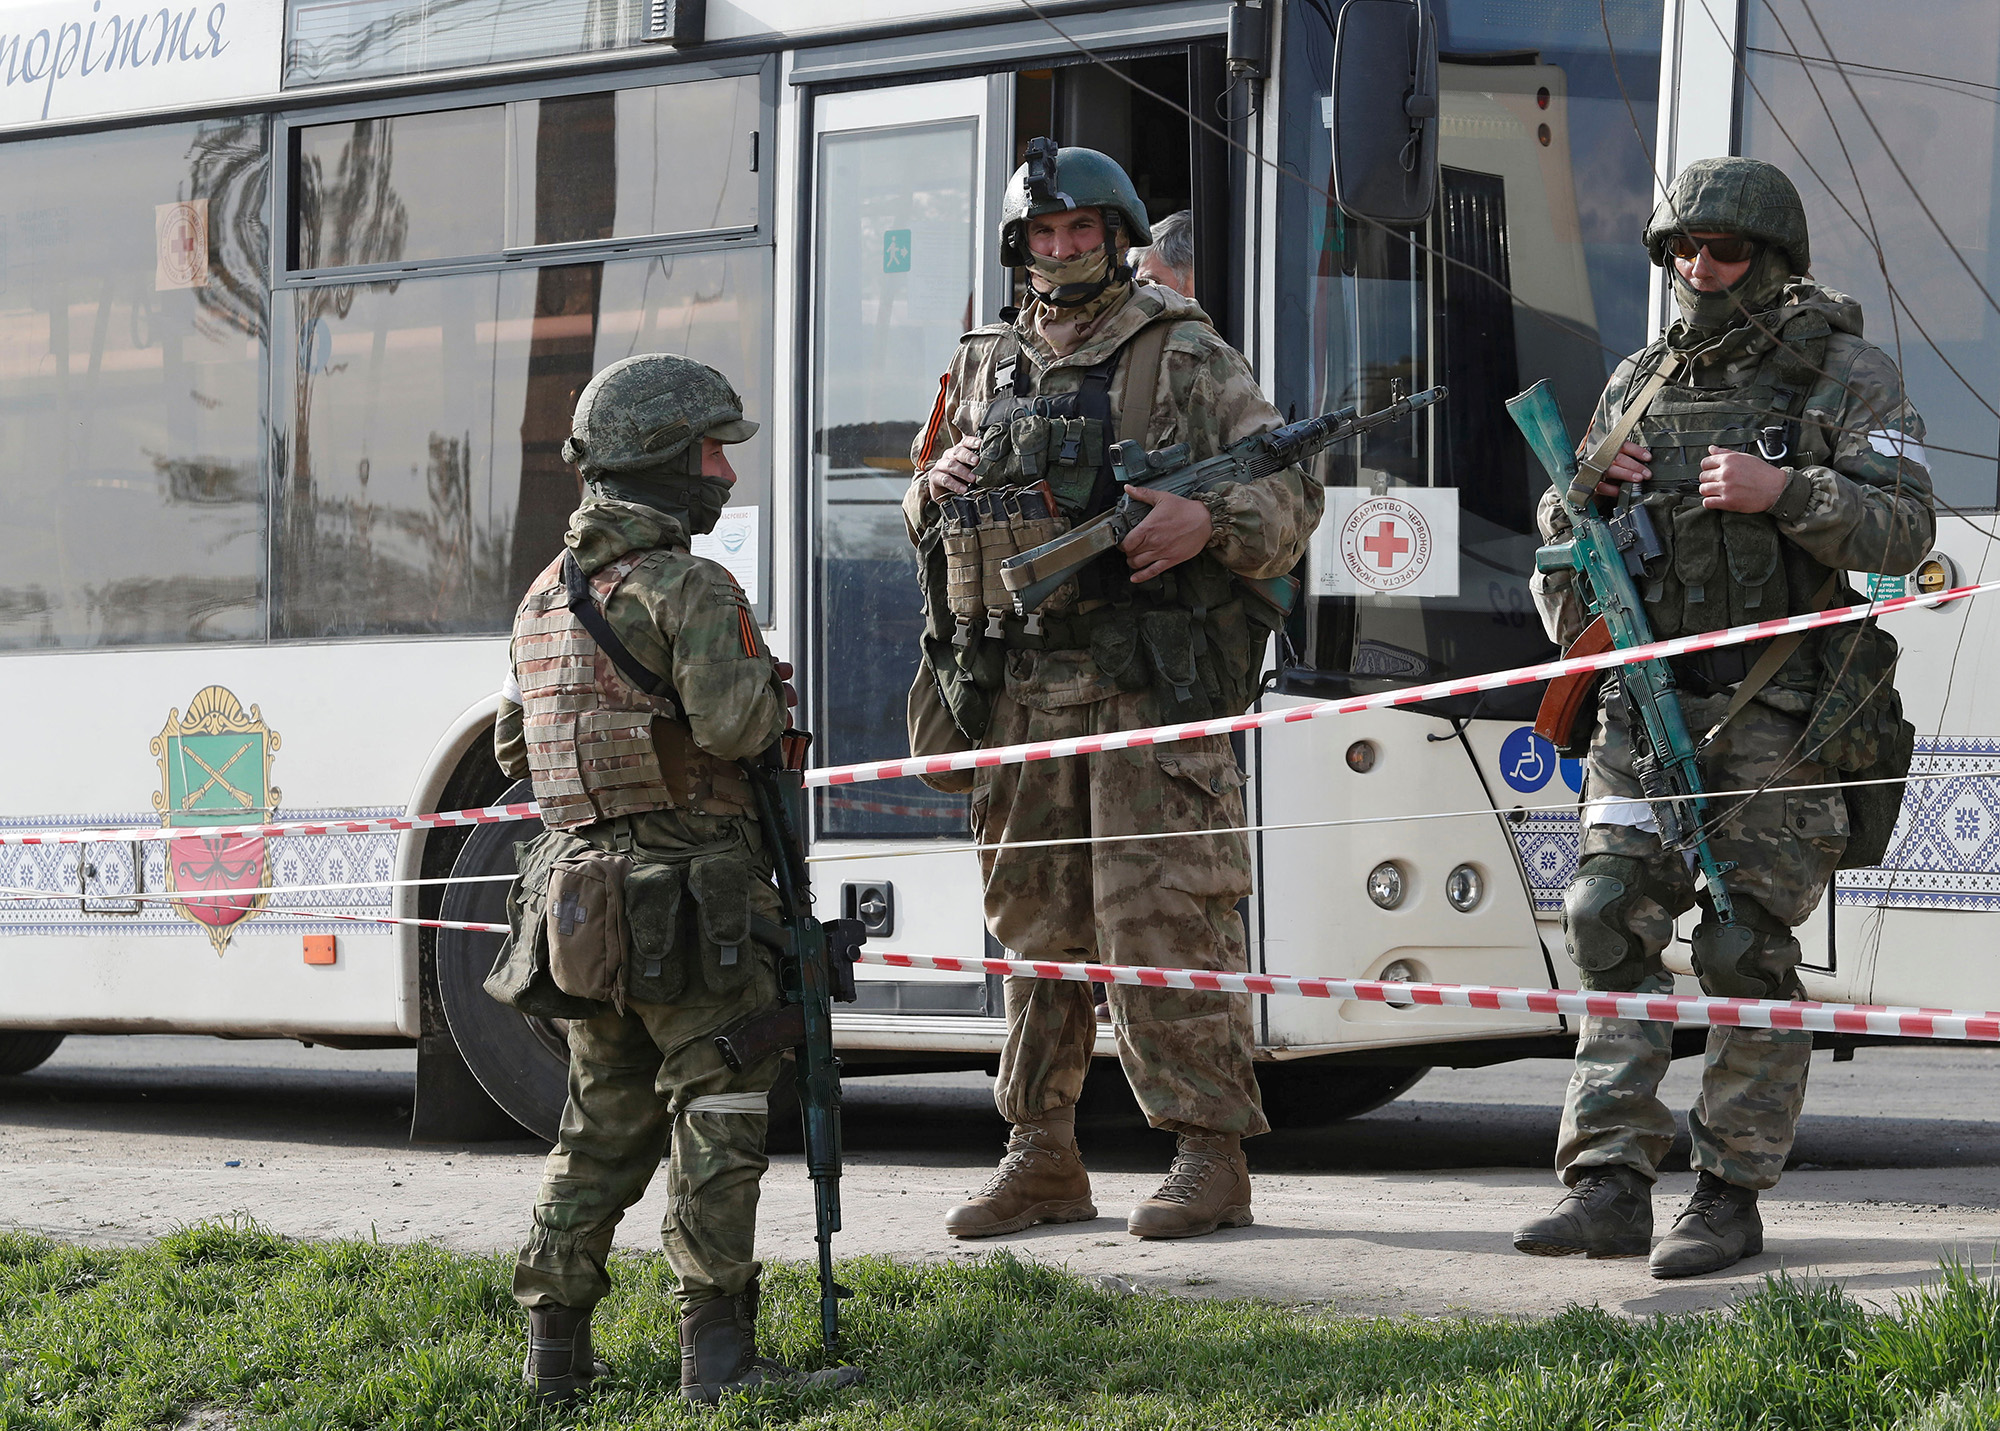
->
[[4, 1035, 1998, 1317]]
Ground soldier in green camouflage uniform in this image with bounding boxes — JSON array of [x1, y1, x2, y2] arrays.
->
[[902, 143, 1320, 1241], [492, 354, 858, 1403], [1515, 158, 1934, 1278]]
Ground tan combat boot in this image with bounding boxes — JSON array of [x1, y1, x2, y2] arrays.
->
[[943, 1107, 1097, 1237], [1126, 1131, 1253, 1239]]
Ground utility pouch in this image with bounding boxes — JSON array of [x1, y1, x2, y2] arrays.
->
[[1139, 609, 1202, 712], [941, 495, 984, 645], [1089, 609, 1148, 691], [545, 850, 633, 1010], [906, 656, 976, 793], [1839, 710, 1916, 870], [1721, 511, 1784, 622], [621, 859, 688, 1004], [1006, 483, 1075, 616], [484, 830, 607, 1019], [974, 489, 1021, 637], [973, 422, 1011, 480], [688, 853, 756, 995], [1009, 413, 1050, 479], [1671, 503, 1722, 636]]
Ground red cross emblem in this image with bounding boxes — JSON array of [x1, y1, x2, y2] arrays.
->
[[1361, 519, 1411, 569]]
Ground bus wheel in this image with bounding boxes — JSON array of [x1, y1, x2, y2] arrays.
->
[[435, 798, 570, 1143], [1255, 1061, 1429, 1130], [0, 1031, 65, 1076]]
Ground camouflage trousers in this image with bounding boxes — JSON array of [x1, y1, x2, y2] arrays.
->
[[1558, 691, 1846, 1191], [513, 966, 783, 1315], [974, 688, 1267, 1138]]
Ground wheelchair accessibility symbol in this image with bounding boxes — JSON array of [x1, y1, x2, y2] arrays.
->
[[1499, 727, 1556, 793]]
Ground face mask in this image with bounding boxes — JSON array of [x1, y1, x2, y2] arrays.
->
[[591, 469, 733, 535], [1671, 245, 1793, 335], [1023, 243, 1121, 308]]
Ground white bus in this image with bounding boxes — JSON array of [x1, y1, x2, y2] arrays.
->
[[1, 0, 1994, 1143]]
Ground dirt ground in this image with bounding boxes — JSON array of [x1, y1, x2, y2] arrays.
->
[[4, 1036, 1998, 1318]]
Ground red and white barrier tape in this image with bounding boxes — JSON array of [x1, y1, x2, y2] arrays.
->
[[857, 949, 2000, 1043], [810, 577, 2000, 788], [2, 576, 1991, 849]]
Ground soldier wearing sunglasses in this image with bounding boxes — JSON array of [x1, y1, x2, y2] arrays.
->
[[1515, 157, 1934, 1279]]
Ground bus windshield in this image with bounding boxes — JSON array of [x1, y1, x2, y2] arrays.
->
[[1277, 0, 1665, 718]]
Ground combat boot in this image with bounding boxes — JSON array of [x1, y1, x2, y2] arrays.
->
[[523, 1304, 609, 1404], [1649, 1172, 1763, 1279], [944, 1107, 1097, 1238], [1126, 1131, 1253, 1239], [1512, 1166, 1654, 1258], [679, 1279, 863, 1405]]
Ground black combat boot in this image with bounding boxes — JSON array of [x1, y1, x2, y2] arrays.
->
[[679, 1279, 863, 1406], [1512, 1166, 1654, 1258], [523, 1304, 609, 1404], [1649, 1171, 1763, 1279]]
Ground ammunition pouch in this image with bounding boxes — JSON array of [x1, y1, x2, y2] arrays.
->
[[484, 829, 613, 1020], [545, 849, 633, 1009]]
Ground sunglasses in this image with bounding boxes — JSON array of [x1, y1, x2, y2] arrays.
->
[[1664, 233, 1760, 264]]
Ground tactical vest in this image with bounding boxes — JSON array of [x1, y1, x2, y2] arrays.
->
[[1621, 310, 1832, 668], [916, 322, 1287, 739], [512, 551, 748, 830]]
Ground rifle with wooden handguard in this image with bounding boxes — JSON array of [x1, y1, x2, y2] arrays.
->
[[1507, 379, 1751, 947], [998, 386, 1448, 615]]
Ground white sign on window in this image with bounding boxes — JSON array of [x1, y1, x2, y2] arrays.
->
[[1314, 487, 1460, 598], [155, 198, 208, 289], [0, 0, 282, 129], [691, 505, 761, 607]]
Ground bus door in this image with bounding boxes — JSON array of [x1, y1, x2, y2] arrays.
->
[[805, 77, 997, 1026]]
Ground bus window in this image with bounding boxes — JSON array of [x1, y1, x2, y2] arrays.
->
[[294, 106, 508, 269], [1277, 0, 1664, 716], [0, 119, 268, 652], [1743, 0, 2000, 513], [287, 0, 645, 86], [276, 250, 771, 638], [504, 76, 761, 249]]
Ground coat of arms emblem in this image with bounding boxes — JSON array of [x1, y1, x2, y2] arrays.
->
[[150, 687, 281, 954]]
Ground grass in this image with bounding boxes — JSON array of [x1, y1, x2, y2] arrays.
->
[[2, 1223, 2000, 1429]]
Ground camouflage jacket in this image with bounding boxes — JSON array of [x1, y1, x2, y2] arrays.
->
[[495, 497, 785, 818], [1534, 283, 1935, 695], [902, 282, 1321, 706]]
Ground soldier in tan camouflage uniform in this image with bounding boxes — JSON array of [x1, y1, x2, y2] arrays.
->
[[491, 354, 859, 1403], [1514, 158, 1933, 1278], [903, 142, 1320, 1241]]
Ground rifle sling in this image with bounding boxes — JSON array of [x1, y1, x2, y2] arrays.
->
[[1118, 318, 1173, 446], [1699, 571, 1841, 748], [1569, 352, 1684, 506], [563, 550, 689, 715]]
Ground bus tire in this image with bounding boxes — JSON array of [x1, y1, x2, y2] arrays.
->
[[1255, 1061, 1429, 1130], [435, 796, 571, 1144], [0, 1031, 65, 1076]]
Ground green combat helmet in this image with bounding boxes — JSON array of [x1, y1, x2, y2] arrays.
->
[[563, 353, 757, 532], [998, 137, 1153, 266], [563, 353, 757, 478], [1643, 156, 1811, 274]]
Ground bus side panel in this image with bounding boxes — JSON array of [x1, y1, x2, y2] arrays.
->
[[0, 638, 507, 1037], [1258, 701, 1563, 1054]]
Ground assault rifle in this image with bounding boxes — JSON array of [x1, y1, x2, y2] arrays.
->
[[1507, 380, 1749, 942], [998, 386, 1447, 614], [721, 741, 864, 1352]]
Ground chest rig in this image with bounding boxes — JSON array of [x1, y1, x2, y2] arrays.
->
[[513, 550, 749, 830], [917, 321, 1284, 740], [1621, 310, 1831, 654]]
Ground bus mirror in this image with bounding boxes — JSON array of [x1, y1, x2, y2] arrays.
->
[[1329, 0, 1439, 228]]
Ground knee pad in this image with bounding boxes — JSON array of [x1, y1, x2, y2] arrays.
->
[[1692, 894, 1803, 1000], [1562, 854, 1657, 991]]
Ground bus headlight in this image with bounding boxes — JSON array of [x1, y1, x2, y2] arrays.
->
[[1366, 862, 1405, 909], [1446, 864, 1484, 912]]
